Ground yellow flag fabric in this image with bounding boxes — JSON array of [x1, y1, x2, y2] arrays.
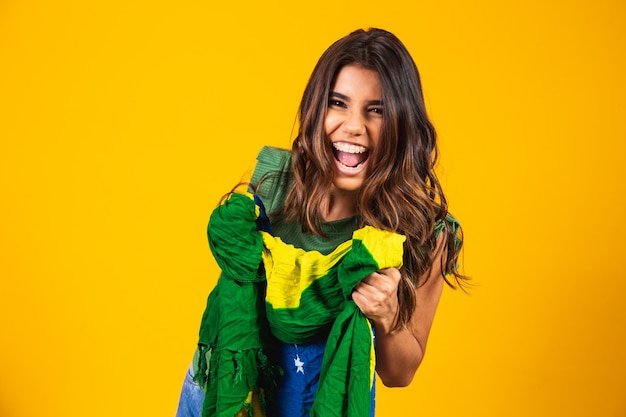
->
[[196, 192, 406, 416]]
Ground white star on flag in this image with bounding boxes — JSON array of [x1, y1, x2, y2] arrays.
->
[[294, 354, 305, 374]]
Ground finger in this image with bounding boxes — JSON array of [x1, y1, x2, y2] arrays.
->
[[377, 267, 402, 282], [351, 287, 370, 309], [354, 283, 389, 307], [362, 275, 397, 296]]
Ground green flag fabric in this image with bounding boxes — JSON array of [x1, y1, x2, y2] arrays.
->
[[195, 192, 405, 417]]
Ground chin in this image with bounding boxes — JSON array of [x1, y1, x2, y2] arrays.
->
[[332, 177, 364, 194]]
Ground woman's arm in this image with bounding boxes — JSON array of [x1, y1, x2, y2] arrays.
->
[[351, 236, 446, 387]]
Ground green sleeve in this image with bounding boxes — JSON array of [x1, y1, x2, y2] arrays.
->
[[248, 146, 293, 214]]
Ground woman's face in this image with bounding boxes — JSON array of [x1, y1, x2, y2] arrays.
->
[[324, 64, 383, 194]]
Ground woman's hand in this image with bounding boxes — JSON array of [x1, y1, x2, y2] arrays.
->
[[351, 267, 402, 333]]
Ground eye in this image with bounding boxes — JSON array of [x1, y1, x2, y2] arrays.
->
[[369, 107, 384, 115], [328, 99, 347, 108]]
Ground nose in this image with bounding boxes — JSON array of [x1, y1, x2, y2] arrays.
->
[[343, 110, 365, 136]]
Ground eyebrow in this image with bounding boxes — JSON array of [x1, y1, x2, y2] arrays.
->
[[329, 91, 383, 106]]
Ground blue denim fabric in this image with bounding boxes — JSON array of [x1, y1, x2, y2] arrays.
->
[[175, 362, 204, 417]]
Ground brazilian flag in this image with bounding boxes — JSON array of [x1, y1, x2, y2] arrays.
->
[[196, 193, 405, 417]]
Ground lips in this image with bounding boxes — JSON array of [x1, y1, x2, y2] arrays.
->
[[332, 142, 369, 169]]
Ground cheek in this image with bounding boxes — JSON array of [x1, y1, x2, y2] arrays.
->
[[371, 121, 383, 145], [324, 114, 340, 138]]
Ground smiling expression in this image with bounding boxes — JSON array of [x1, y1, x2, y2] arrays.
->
[[324, 64, 383, 194]]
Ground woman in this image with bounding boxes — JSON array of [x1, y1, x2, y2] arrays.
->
[[176, 27, 465, 417]]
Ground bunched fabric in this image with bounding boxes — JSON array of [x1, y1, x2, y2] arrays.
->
[[195, 193, 271, 417], [195, 192, 405, 417]]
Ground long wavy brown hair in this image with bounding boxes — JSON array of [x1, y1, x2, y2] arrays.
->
[[283, 28, 466, 331]]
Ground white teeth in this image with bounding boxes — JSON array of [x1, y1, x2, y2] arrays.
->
[[332, 142, 367, 154], [337, 162, 362, 171]]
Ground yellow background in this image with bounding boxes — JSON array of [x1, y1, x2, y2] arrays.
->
[[1, 0, 625, 416]]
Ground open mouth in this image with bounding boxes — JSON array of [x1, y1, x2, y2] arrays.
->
[[332, 142, 370, 170]]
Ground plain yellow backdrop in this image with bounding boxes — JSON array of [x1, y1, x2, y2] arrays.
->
[[1, 0, 625, 416]]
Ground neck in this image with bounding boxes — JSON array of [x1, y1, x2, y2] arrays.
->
[[323, 191, 358, 222]]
